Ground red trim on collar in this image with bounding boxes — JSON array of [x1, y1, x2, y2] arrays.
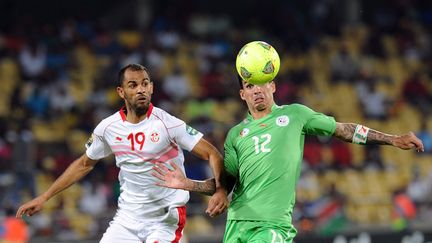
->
[[147, 103, 154, 118], [119, 103, 153, 122], [119, 106, 127, 121]]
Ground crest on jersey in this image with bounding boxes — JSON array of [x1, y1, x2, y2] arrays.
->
[[85, 133, 94, 148], [150, 131, 160, 143], [186, 125, 198, 135], [276, 115, 289, 127], [240, 128, 249, 137]]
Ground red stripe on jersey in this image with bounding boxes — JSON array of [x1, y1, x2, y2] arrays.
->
[[112, 143, 176, 158], [147, 103, 154, 118], [111, 143, 172, 155], [172, 206, 186, 243], [113, 151, 145, 159], [113, 145, 179, 164], [153, 145, 178, 163]]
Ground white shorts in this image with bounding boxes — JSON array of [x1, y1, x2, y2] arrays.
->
[[100, 206, 186, 243]]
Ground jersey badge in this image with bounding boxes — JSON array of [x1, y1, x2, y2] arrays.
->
[[186, 125, 199, 135], [150, 131, 160, 143], [85, 134, 94, 148], [276, 115, 289, 127], [240, 128, 250, 137]]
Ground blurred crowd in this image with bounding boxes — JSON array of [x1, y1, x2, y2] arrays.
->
[[1, 0, 432, 242]]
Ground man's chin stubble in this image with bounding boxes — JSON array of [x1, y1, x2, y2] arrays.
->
[[135, 104, 149, 116], [256, 104, 266, 111]]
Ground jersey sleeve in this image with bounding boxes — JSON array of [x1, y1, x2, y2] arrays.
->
[[85, 122, 112, 160], [294, 104, 336, 136], [223, 129, 239, 177], [165, 114, 203, 151]]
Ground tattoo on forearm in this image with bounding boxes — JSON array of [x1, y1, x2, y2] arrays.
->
[[365, 129, 393, 145], [191, 179, 216, 196], [335, 123, 393, 145], [334, 123, 356, 142]]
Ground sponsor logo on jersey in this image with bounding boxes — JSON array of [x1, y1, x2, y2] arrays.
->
[[85, 134, 94, 148], [276, 115, 289, 127], [150, 131, 160, 143], [115, 136, 122, 142], [240, 128, 249, 137], [186, 125, 198, 135]]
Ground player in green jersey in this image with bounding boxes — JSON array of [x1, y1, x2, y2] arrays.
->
[[152, 76, 424, 243]]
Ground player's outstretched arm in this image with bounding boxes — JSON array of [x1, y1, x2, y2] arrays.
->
[[153, 161, 236, 217], [153, 161, 236, 195], [153, 161, 215, 195], [189, 138, 226, 192], [334, 122, 424, 152], [16, 154, 98, 218], [189, 138, 229, 216]]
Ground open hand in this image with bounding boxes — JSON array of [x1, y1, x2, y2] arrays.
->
[[152, 161, 189, 190]]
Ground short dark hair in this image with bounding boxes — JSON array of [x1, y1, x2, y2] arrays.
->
[[118, 63, 151, 86]]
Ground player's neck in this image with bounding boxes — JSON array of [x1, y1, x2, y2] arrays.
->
[[127, 114, 147, 123], [125, 106, 148, 124], [249, 107, 272, 120], [248, 98, 275, 120]]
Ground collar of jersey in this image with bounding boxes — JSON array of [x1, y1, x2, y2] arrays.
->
[[119, 103, 154, 122], [246, 103, 279, 122]]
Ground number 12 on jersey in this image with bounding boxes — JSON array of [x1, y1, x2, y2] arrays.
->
[[252, 134, 272, 154]]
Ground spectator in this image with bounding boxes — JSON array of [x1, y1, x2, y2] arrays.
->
[[417, 118, 432, 154], [330, 44, 359, 82], [356, 79, 391, 120], [79, 176, 108, 216], [402, 73, 431, 115], [162, 66, 191, 102], [362, 145, 385, 170], [0, 206, 29, 243], [329, 139, 353, 170], [5, 122, 37, 206], [18, 39, 47, 81]]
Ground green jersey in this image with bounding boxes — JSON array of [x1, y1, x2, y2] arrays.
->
[[224, 103, 336, 224]]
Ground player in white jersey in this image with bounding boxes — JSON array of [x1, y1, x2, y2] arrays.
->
[[16, 63, 229, 243]]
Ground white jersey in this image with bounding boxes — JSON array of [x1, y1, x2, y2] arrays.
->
[[85, 104, 203, 224]]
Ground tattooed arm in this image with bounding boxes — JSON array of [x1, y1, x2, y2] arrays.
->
[[175, 175, 236, 196], [153, 161, 236, 196], [152, 161, 235, 217], [334, 122, 424, 152], [183, 178, 217, 196]]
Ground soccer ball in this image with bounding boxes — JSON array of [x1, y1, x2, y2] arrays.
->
[[236, 41, 280, 85]]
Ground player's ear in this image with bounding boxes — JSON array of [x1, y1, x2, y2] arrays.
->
[[117, 86, 125, 99], [270, 81, 276, 93], [149, 81, 154, 95], [239, 89, 246, 101]]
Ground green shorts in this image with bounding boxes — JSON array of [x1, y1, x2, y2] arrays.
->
[[223, 220, 297, 243]]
